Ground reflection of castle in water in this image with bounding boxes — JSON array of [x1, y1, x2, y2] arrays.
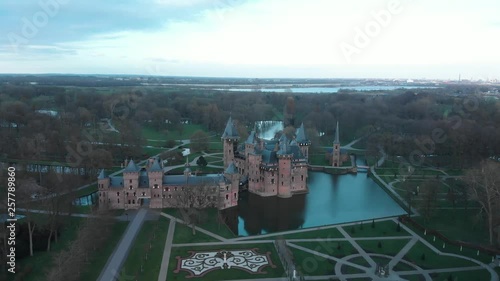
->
[[237, 191, 306, 236]]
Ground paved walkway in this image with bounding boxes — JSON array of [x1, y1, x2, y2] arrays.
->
[[158, 219, 176, 281], [97, 208, 148, 281]]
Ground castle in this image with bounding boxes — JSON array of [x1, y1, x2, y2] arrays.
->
[[222, 117, 310, 198], [97, 157, 239, 210], [97, 117, 345, 210]]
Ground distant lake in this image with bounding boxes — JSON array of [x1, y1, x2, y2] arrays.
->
[[215, 85, 436, 93]]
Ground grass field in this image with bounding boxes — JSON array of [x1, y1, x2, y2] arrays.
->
[[78, 221, 129, 281], [121, 217, 169, 281]]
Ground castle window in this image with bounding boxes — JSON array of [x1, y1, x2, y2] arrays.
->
[[129, 185, 133, 190], [117, 192, 120, 196], [128, 200, 131, 204], [169, 195, 172, 199], [281, 181, 284, 186], [154, 184, 159, 189], [226, 194, 229, 200], [271, 179, 275, 184], [126, 192, 129, 196], [163, 195, 166, 199], [301, 175, 304, 181], [129, 179, 132, 183], [174, 187, 177, 191], [133, 200, 135, 204], [166, 187, 169, 192], [292, 177, 294, 182], [234, 193, 237, 199], [134, 192, 136, 196], [117, 199, 120, 203], [272, 172, 274, 177], [142, 192, 146, 196]]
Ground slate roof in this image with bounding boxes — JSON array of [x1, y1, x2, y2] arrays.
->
[[245, 130, 256, 144], [162, 174, 229, 186], [109, 176, 124, 188], [222, 117, 239, 139], [149, 159, 162, 172], [225, 162, 238, 174], [334, 121, 340, 144], [98, 169, 107, 179], [124, 160, 140, 173], [296, 123, 310, 144]]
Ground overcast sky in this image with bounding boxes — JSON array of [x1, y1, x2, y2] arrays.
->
[[1, 0, 499, 79]]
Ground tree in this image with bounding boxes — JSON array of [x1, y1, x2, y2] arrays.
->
[[464, 160, 500, 245], [196, 156, 208, 167], [418, 180, 439, 221], [18, 177, 47, 256], [190, 130, 209, 153], [175, 183, 217, 235]]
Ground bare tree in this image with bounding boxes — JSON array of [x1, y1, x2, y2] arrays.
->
[[464, 160, 500, 245], [417, 180, 439, 222], [175, 183, 218, 235], [18, 177, 47, 257]]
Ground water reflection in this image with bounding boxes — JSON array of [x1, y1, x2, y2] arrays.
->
[[238, 192, 306, 236], [236, 171, 406, 236]]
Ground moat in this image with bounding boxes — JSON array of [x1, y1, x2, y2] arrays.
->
[[236, 170, 406, 236]]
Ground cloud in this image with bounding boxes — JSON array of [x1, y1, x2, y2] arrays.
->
[[0, 0, 499, 78]]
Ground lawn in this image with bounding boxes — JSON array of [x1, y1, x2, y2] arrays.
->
[[401, 241, 477, 269], [173, 222, 220, 244], [247, 226, 343, 240], [121, 217, 169, 281], [163, 208, 236, 239], [343, 220, 409, 238], [291, 241, 358, 259], [167, 243, 284, 281], [78, 221, 130, 281], [288, 246, 336, 276], [413, 208, 490, 245], [356, 239, 411, 256], [142, 124, 206, 143]]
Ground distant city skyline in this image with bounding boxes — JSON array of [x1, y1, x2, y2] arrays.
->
[[1, 0, 499, 80]]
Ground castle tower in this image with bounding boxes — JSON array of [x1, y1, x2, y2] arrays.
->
[[277, 135, 292, 198], [332, 122, 341, 167], [223, 162, 240, 209], [296, 123, 310, 162], [148, 159, 163, 208], [98, 169, 110, 209], [221, 117, 239, 169], [123, 159, 140, 208]]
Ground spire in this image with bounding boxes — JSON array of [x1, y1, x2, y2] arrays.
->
[[334, 121, 340, 144], [98, 169, 107, 179], [124, 159, 139, 173], [225, 162, 238, 175], [245, 130, 256, 144], [222, 117, 239, 139], [296, 122, 307, 143], [149, 159, 162, 172]]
